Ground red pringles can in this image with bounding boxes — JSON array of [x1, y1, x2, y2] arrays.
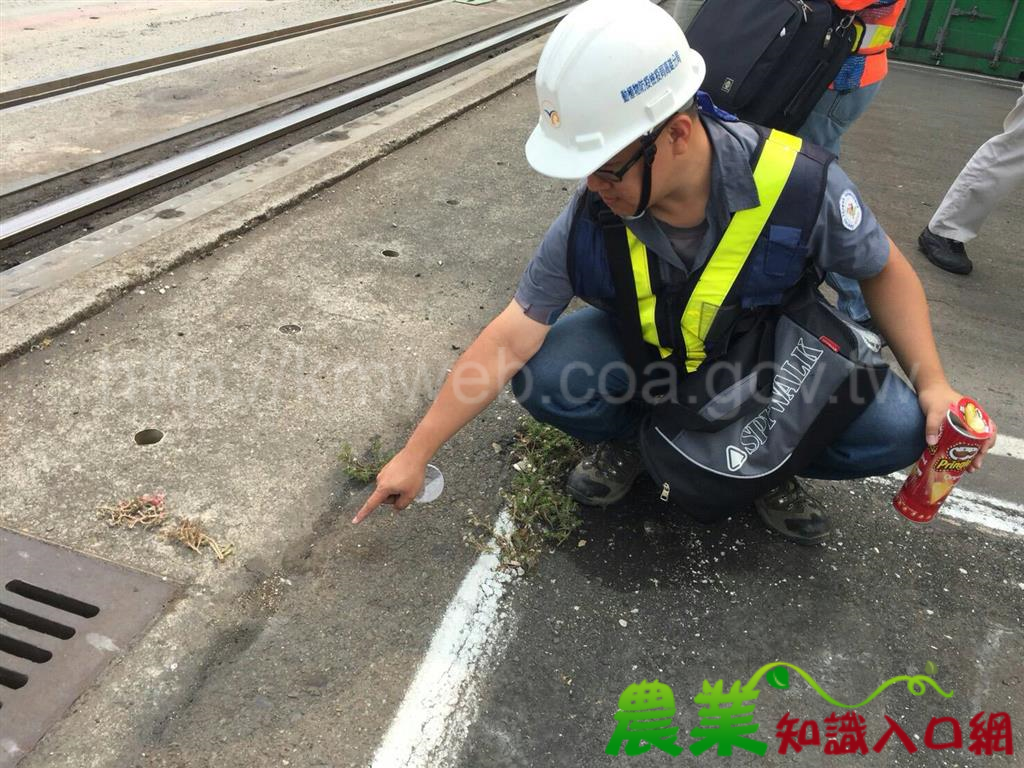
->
[[893, 397, 993, 523]]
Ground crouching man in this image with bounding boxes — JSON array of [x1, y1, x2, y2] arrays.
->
[[354, 0, 995, 544]]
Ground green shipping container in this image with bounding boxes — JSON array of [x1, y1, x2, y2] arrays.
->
[[892, 0, 1024, 80], [667, 0, 1022, 80]]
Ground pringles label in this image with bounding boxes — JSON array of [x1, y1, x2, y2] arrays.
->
[[893, 397, 993, 523]]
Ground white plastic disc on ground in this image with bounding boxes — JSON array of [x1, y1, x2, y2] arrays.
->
[[415, 464, 444, 503]]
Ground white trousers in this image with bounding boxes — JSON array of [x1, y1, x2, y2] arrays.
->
[[929, 83, 1024, 243]]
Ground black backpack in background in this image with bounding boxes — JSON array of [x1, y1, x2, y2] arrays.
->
[[686, 0, 860, 133]]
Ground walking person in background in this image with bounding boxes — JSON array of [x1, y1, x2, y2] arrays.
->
[[796, 0, 907, 332], [918, 83, 1024, 275]]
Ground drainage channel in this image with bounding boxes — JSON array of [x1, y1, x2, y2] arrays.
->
[[0, 529, 176, 766]]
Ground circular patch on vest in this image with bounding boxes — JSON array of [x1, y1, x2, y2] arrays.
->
[[839, 189, 862, 231]]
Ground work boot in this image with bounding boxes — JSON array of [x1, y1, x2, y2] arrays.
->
[[567, 440, 644, 507], [755, 478, 832, 545], [918, 226, 972, 275]]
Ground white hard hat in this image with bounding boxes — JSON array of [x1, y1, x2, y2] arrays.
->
[[525, 0, 706, 179]]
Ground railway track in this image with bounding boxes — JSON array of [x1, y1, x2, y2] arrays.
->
[[0, 0, 575, 262], [0, 0, 443, 109]]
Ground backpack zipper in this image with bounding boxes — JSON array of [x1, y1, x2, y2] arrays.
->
[[826, 14, 855, 47], [788, 0, 812, 21], [660, 482, 671, 502]]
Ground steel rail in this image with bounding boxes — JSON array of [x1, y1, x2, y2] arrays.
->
[[0, 0, 443, 109], [0, 6, 571, 249], [2, 1, 563, 199]]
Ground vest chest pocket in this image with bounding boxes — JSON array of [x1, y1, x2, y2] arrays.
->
[[569, 218, 618, 302], [741, 225, 808, 309], [574, 256, 617, 302]]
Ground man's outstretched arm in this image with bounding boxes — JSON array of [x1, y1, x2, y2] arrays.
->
[[860, 238, 997, 467], [352, 300, 550, 523]]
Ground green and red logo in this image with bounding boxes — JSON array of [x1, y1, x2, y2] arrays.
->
[[606, 662, 1013, 758]]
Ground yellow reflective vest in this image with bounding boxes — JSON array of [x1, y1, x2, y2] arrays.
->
[[568, 126, 830, 376]]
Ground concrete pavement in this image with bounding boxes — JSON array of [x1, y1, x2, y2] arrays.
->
[[0, 53, 1021, 768]]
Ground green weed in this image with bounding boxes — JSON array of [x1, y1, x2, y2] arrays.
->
[[475, 418, 586, 571], [338, 437, 391, 484]]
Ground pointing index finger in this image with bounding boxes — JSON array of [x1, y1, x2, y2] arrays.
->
[[352, 487, 390, 524]]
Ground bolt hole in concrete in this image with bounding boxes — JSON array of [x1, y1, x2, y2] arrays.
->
[[446, 199, 459, 205], [279, 324, 302, 334], [382, 249, 399, 258], [134, 429, 164, 445]]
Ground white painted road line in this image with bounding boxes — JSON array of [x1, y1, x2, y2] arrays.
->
[[371, 509, 516, 768], [989, 434, 1024, 461], [372, 439, 1023, 766], [867, 475, 1024, 538], [373, 478, 1021, 767], [940, 486, 1024, 537]]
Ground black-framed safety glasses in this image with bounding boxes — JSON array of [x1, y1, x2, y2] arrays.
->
[[592, 117, 673, 183]]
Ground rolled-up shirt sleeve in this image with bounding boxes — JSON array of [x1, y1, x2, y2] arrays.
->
[[513, 189, 581, 325], [810, 162, 891, 280]]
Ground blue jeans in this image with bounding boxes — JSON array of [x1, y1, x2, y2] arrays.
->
[[796, 82, 882, 156], [797, 82, 883, 324], [825, 272, 870, 325], [511, 307, 925, 481]]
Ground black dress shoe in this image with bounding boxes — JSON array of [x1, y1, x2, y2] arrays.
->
[[918, 226, 973, 275]]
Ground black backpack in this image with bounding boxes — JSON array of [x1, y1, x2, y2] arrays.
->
[[637, 282, 890, 521], [592, 121, 890, 521], [686, 0, 860, 133]]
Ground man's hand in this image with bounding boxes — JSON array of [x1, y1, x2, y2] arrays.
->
[[350, 301, 548, 525], [352, 450, 427, 524], [916, 383, 998, 473]]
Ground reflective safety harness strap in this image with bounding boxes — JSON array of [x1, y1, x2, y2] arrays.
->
[[680, 130, 803, 373], [626, 229, 672, 359], [599, 210, 659, 379]]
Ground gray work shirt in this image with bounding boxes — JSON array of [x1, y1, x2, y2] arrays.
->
[[514, 116, 890, 325]]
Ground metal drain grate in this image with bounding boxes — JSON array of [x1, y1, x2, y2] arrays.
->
[[0, 529, 177, 766]]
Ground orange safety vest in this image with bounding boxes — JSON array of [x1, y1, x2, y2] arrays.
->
[[832, 0, 907, 88]]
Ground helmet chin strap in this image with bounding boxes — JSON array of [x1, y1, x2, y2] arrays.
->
[[629, 138, 659, 219]]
